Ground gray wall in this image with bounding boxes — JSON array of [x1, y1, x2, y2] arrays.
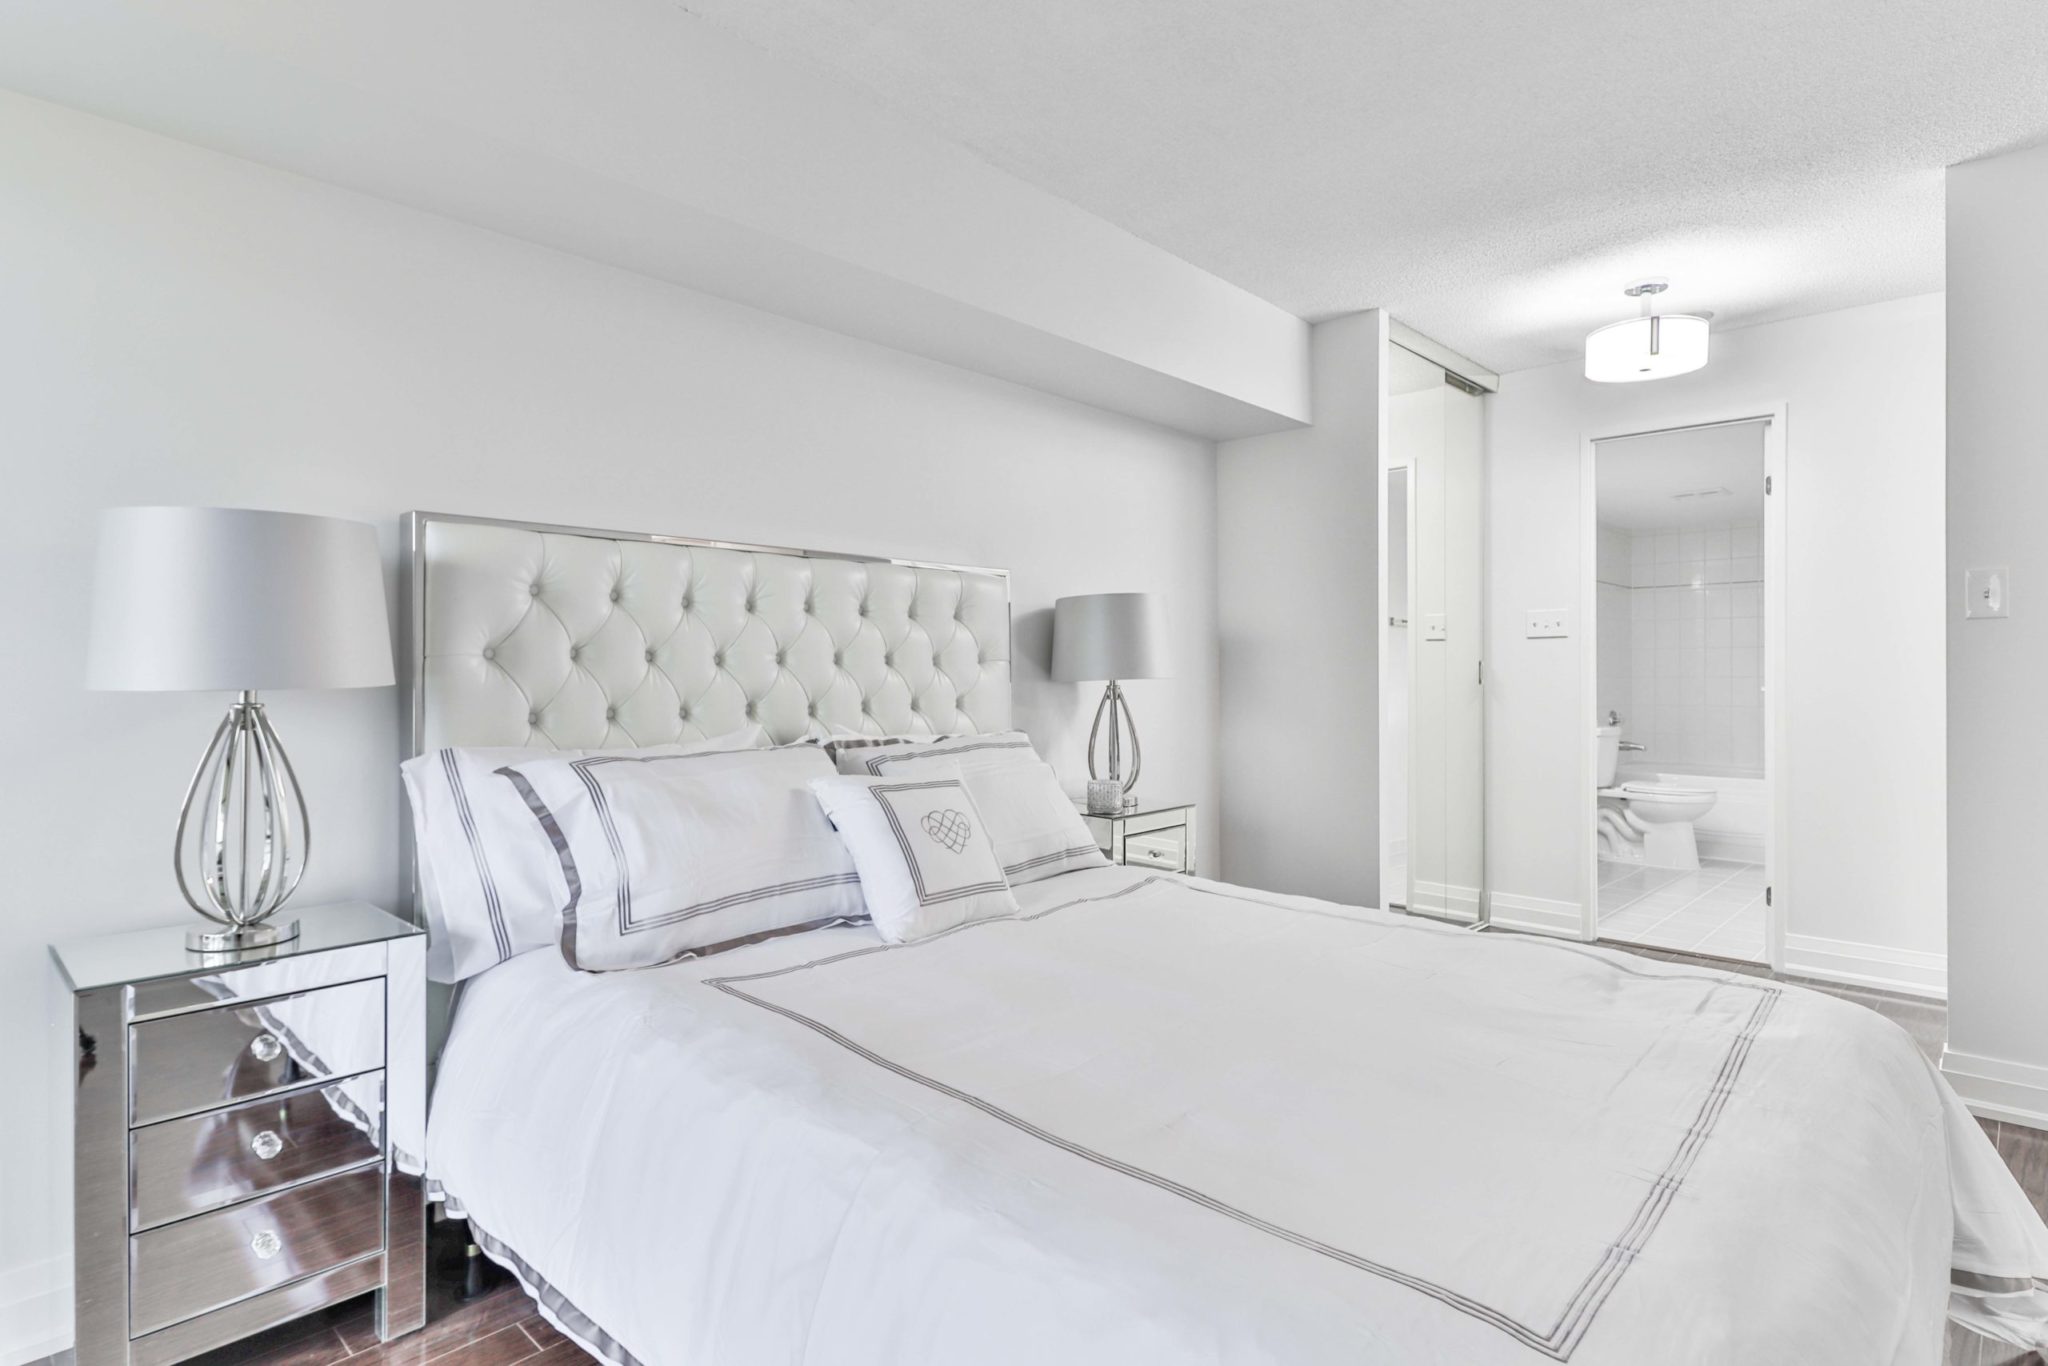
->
[[1945, 141, 2048, 1121], [1216, 311, 1384, 902]]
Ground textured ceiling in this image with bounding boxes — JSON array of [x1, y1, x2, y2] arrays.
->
[[678, 0, 2048, 373]]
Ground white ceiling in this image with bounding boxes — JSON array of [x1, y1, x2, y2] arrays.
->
[[678, 0, 2048, 373], [1595, 422, 1765, 531]]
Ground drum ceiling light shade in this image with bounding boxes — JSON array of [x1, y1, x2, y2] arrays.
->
[[1585, 279, 1710, 383]]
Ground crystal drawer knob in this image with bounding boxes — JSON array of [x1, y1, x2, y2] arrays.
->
[[250, 1130, 283, 1161], [249, 1033, 282, 1063], [249, 1229, 282, 1260]]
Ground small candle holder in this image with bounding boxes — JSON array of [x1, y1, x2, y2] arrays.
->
[[1085, 778, 1126, 815]]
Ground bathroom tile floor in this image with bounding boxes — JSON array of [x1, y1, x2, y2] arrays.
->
[[1597, 856, 1766, 961]]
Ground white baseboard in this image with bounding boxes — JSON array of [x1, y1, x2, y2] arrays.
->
[[1942, 1047, 2048, 1131], [1695, 831, 1764, 863], [1781, 932, 1945, 1000], [0, 1256, 69, 1366], [1488, 891, 1585, 938], [1410, 880, 1481, 922]]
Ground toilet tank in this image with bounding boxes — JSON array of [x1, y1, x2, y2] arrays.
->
[[1595, 725, 1620, 787]]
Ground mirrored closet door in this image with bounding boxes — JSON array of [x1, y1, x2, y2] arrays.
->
[[1382, 340, 1486, 922]]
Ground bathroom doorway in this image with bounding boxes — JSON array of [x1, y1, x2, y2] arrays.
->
[[1583, 411, 1784, 966]]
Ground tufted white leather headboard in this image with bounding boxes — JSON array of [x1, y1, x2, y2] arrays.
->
[[404, 512, 1012, 756]]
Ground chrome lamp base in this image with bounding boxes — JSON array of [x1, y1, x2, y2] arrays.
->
[[1085, 679, 1142, 805], [176, 690, 311, 954], [185, 919, 301, 953]]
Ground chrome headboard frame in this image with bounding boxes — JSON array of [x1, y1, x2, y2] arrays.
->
[[399, 510, 1013, 924]]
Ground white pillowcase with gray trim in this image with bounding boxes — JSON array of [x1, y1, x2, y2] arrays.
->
[[810, 763, 1019, 942], [401, 727, 769, 982], [826, 731, 1109, 885], [493, 743, 866, 972]]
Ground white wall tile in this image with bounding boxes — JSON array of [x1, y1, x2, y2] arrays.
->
[[1620, 520, 1767, 775]]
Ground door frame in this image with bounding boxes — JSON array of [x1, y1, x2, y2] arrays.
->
[[1576, 402, 1788, 968], [1378, 350, 1491, 926], [1377, 458, 1413, 914]]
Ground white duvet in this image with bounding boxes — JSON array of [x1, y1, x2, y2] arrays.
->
[[427, 866, 2048, 1364]]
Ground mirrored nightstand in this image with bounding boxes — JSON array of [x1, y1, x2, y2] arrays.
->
[[51, 903, 427, 1366], [1081, 800, 1197, 875]]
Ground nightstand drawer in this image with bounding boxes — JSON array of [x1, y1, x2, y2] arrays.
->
[[130, 979, 386, 1125], [129, 943, 389, 1022], [129, 1164, 385, 1336], [1125, 827, 1188, 871], [131, 1074, 385, 1231]]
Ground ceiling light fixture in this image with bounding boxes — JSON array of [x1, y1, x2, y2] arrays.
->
[[1585, 279, 1709, 383]]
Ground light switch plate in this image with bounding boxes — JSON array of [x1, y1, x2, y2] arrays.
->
[[1964, 567, 2010, 619], [1526, 609, 1571, 638], [1422, 613, 1448, 642]]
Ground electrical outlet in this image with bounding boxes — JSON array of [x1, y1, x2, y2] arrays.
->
[[1526, 609, 1571, 639], [1964, 567, 2010, 619]]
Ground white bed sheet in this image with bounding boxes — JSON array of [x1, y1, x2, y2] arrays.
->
[[426, 866, 2048, 1364]]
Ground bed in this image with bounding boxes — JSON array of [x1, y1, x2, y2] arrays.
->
[[406, 513, 2048, 1365]]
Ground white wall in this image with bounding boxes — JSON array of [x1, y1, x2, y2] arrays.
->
[[1215, 312, 1384, 901], [1615, 522, 1767, 776], [1485, 293, 1947, 992], [0, 92, 1222, 1362], [1944, 141, 2048, 1126]]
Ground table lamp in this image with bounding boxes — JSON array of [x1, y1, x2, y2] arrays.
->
[[87, 507, 394, 951], [1051, 592, 1169, 809]]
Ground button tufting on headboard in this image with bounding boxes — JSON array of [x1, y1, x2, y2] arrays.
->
[[410, 515, 1012, 752]]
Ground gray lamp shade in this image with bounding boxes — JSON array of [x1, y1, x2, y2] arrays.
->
[[1051, 592, 1169, 682], [87, 506, 395, 692]]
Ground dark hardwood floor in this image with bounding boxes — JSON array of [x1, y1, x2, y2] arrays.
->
[[186, 1219, 579, 1366], [210, 941, 2043, 1366]]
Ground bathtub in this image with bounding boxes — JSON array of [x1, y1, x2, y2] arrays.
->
[[1616, 765, 1767, 863]]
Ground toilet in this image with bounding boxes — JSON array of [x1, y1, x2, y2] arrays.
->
[[1595, 726, 1717, 870]]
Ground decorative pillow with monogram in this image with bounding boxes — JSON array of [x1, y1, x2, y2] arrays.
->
[[809, 761, 1020, 943], [824, 731, 1109, 886]]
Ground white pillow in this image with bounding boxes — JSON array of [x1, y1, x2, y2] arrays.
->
[[810, 764, 1018, 942], [401, 727, 768, 982], [827, 732, 1109, 885], [494, 744, 865, 972]]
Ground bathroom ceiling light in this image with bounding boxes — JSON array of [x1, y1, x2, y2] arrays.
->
[[1585, 279, 1709, 383]]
